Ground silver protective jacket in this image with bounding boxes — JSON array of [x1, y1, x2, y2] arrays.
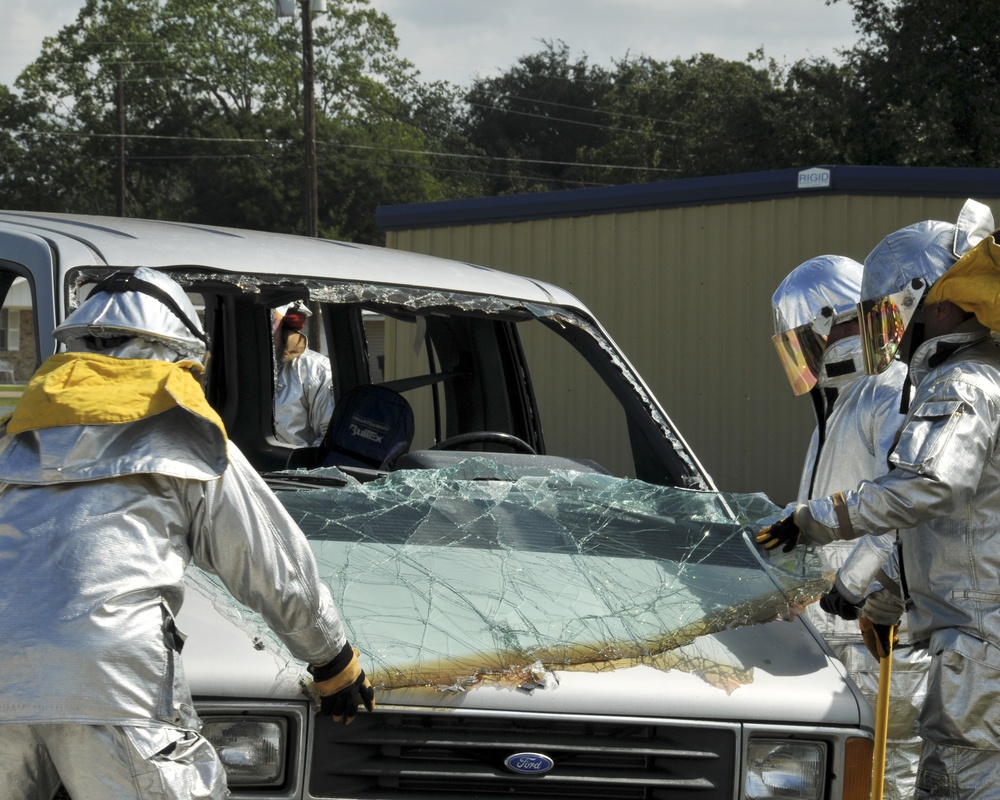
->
[[807, 323, 1000, 755], [808, 323, 1000, 649], [770, 255, 905, 638], [798, 335, 909, 643], [0, 413, 346, 729], [275, 347, 335, 447]]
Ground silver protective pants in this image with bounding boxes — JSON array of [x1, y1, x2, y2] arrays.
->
[[0, 723, 227, 800], [917, 741, 1000, 800], [912, 635, 1000, 800]]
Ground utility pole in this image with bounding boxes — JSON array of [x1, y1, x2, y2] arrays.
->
[[300, 0, 318, 238], [276, 0, 323, 238], [116, 62, 126, 217]]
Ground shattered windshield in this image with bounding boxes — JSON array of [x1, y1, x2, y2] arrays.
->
[[65, 270, 830, 690], [192, 460, 831, 693]]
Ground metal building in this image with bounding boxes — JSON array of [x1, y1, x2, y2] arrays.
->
[[377, 166, 1000, 502]]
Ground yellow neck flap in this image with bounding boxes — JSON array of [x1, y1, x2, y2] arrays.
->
[[5, 352, 226, 437]]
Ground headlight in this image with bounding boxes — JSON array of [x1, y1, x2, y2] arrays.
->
[[746, 739, 825, 800], [202, 717, 286, 786]]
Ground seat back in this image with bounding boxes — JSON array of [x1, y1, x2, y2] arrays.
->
[[319, 384, 414, 471]]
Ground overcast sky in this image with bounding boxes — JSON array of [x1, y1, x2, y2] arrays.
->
[[2, 0, 859, 90]]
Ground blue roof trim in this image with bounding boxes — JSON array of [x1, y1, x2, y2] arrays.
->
[[376, 165, 1000, 231]]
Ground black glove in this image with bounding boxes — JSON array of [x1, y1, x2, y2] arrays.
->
[[819, 586, 861, 620], [309, 642, 376, 725], [755, 515, 801, 553]]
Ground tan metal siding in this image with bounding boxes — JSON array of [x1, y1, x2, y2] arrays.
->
[[386, 194, 1000, 501]]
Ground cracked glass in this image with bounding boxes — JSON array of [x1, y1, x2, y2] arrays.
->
[[192, 461, 830, 694], [67, 268, 832, 692]]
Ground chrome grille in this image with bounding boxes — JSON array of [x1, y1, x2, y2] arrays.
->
[[309, 710, 737, 799]]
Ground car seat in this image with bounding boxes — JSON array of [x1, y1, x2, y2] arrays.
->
[[317, 384, 415, 471]]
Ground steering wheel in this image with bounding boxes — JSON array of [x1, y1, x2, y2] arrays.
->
[[430, 431, 537, 455]]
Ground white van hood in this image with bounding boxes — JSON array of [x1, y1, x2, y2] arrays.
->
[[178, 584, 868, 727]]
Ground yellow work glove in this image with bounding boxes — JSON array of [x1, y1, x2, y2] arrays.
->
[[308, 642, 376, 725], [859, 587, 903, 661], [859, 618, 899, 661]]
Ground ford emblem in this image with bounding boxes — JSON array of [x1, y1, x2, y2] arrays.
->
[[503, 752, 555, 775]]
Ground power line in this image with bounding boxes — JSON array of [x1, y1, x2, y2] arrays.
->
[[9, 127, 682, 175], [464, 99, 685, 142], [48, 146, 607, 189], [504, 94, 697, 129]]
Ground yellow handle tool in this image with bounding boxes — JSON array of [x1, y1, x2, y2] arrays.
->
[[870, 629, 895, 800]]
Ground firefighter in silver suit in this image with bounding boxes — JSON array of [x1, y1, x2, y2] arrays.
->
[[771, 253, 926, 800], [273, 300, 335, 447], [0, 268, 373, 799], [760, 199, 1000, 800]]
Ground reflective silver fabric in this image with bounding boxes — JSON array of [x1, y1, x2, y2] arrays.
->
[[773, 254, 863, 333], [839, 642, 926, 800], [807, 323, 1000, 764], [0, 405, 227, 483], [55, 267, 208, 364], [799, 336, 908, 642], [861, 199, 995, 305], [917, 740, 1000, 800], [773, 251, 929, 796], [0, 723, 226, 800], [274, 347, 335, 446], [0, 422, 346, 727], [859, 200, 994, 377], [915, 633, 1000, 800], [2, 270, 345, 794], [815, 325, 1000, 646], [793, 334, 926, 799]]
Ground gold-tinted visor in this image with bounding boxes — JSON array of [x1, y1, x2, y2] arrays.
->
[[859, 283, 924, 375], [772, 324, 828, 396]]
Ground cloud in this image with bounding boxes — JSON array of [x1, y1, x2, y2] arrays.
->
[[1, 0, 858, 90], [368, 0, 857, 86], [0, 0, 82, 88]]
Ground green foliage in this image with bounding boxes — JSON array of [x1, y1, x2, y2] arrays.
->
[[578, 53, 787, 184], [2, 0, 998, 230], [834, 0, 1000, 166], [462, 41, 613, 194], [2, 0, 467, 242], [463, 47, 857, 191]]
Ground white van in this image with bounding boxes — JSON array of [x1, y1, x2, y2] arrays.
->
[[0, 212, 873, 800]]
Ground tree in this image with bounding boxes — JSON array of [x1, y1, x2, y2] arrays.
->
[[578, 53, 791, 184], [462, 41, 613, 194], [3, 0, 469, 243], [766, 57, 860, 167], [461, 45, 859, 192], [832, 0, 1000, 166]]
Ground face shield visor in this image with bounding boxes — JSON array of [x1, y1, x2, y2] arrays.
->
[[858, 277, 927, 375], [770, 254, 863, 396], [771, 309, 836, 396]]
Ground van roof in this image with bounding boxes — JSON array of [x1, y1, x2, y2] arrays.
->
[[0, 211, 579, 308]]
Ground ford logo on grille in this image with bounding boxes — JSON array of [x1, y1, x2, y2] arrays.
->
[[503, 752, 555, 775]]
